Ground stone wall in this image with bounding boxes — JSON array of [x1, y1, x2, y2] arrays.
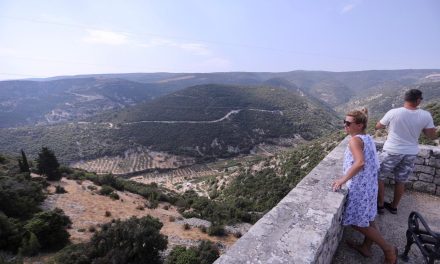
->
[[215, 140, 440, 264], [214, 137, 349, 264], [376, 141, 440, 196]]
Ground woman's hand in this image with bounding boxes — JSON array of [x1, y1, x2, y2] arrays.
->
[[332, 178, 345, 191]]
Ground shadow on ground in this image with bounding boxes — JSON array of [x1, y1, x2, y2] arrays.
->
[[332, 186, 440, 264]]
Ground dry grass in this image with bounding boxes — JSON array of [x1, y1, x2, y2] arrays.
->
[[44, 179, 237, 246]]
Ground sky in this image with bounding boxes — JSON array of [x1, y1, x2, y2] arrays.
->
[[0, 0, 439, 80]]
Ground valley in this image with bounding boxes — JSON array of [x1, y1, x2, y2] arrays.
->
[[0, 69, 439, 264]]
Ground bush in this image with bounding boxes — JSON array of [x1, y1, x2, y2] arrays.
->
[[87, 185, 97, 191], [168, 216, 176, 222], [0, 174, 45, 219], [165, 246, 199, 264], [55, 185, 67, 194], [195, 240, 219, 264], [98, 185, 114, 196], [165, 241, 219, 264], [18, 232, 40, 256], [0, 213, 23, 253], [104, 211, 111, 217], [24, 208, 71, 250], [88, 226, 96, 233], [48, 243, 90, 264], [208, 225, 225, 237], [88, 216, 167, 264], [183, 223, 191, 230], [109, 192, 119, 200]]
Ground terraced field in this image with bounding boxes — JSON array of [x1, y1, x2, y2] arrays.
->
[[71, 149, 196, 175]]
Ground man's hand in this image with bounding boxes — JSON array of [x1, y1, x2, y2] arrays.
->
[[375, 122, 386, 130]]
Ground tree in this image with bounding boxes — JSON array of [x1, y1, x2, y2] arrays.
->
[[36, 147, 61, 181], [18, 149, 30, 173]]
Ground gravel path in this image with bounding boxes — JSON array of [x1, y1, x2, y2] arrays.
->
[[333, 187, 440, 264]]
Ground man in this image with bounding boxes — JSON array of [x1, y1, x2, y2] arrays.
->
[[376, 89, 437, 214]]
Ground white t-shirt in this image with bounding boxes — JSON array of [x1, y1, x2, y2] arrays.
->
[[380, 107, 435, 155]]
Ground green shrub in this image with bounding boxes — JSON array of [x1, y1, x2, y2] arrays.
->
[[98, 185, 114, 196], [109, 192, 119, 200], [0, 174, 45, 219], [55, 185, 67, 194], [24, 208, 71, 250], [88, 216, 167, 264], [48, 243, 90, 264], [18, 232, 40, 256], [0, 213, 23, 253], [208, 225, 225, 237], [165, 246, 199, 264]]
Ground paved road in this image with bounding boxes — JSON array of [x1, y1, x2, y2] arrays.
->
[[333, 187, 440, 264]]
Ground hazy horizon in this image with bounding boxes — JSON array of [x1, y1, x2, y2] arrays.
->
[[1, 0, 440, 81]]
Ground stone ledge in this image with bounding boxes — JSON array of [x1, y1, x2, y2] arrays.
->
[[215, 140, 439, 264], [215, 138, 349, 264]]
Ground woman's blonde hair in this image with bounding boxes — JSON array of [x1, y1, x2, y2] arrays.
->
[[347, 108, 368, 131]]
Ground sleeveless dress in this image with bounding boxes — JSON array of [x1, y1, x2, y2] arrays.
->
[[342, 134, 380, 227]]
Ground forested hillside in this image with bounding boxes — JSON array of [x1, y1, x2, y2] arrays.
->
[[0, 84, 339, 163]]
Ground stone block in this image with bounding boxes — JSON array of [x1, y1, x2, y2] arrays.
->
[[435, 159, 440, 169], [418, 148, 432, 158], [404, 182, 413, 189], [408, 173, 418, 181], [436, 187, 440, 196], [432, 149, 440, 158], [434, 175, 440, 185], [414, 165, 435, 175], [419, 173, 434, 183], [425, 158, 433, 166], [414, 157, 425, 165], [413, 181, 436, 194]]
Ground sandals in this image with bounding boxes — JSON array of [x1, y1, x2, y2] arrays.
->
[[384, 202, 397, 214], [377, 204, 385, 215]]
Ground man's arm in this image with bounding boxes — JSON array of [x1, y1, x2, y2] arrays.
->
[[423, 127, 438, 140], [375, 121, 386, 130]]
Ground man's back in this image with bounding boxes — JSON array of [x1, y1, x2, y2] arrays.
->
[[381, 107, 434, 155]]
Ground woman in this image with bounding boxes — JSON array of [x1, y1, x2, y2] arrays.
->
[[332, 109, 397, 264]]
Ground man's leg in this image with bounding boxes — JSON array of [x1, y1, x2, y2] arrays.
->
[[391, 182, 405, 208], [390, 154, 416, 209], [378, 179, 386, 207]]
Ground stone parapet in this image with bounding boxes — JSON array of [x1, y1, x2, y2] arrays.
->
[[215, 139, 440, 264], [214, 138, 349, 264]]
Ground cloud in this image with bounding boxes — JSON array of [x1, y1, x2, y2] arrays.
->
[[83, 29, 129, 45], [138, 37, 211, 56], [340, 0, 362, 14]]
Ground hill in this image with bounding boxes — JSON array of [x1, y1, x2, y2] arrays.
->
[[2, 69, 440, 129], [0, 77, 180, 127], [335, 80, 440, 118], [0, 84, 339, 163]]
